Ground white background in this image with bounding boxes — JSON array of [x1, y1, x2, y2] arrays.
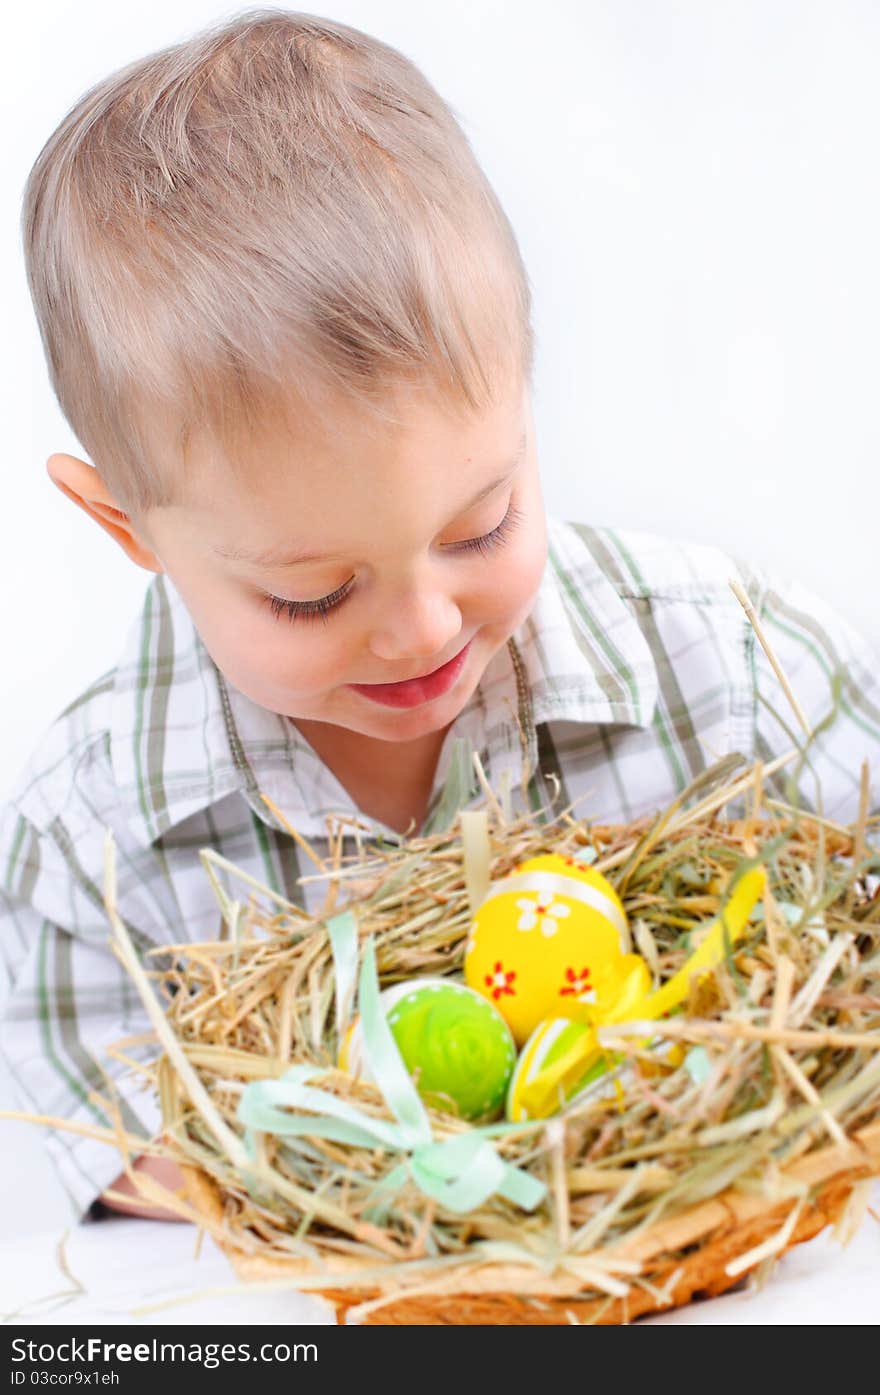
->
[[2, 1, 879, 1248]]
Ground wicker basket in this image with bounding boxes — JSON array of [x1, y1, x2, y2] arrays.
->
[[180, 1119, 880, 1324]]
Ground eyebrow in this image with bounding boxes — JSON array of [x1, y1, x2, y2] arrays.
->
[[212, 429, 528, 569]]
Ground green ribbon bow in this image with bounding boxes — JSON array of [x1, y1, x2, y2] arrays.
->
[[236, 912, 546, 1217]]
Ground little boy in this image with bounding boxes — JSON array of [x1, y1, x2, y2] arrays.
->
[[2, 11, 879, 1226]]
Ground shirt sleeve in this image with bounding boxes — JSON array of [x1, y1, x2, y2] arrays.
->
[[0, 805, 163, 1221], [735, 561, 880, 827]]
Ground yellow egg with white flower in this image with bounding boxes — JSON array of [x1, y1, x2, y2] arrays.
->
[[463, 853, 649, 1045]]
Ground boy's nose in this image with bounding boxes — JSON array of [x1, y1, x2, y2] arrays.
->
[[367, 584, 463, 666]]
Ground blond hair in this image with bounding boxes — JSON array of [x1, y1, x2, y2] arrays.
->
[[22, 8, 534, 517]]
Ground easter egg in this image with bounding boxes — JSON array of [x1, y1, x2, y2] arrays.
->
[[507, 1017, 606, 1121], [338, 978, 516, 1121], [464, 853, 646, 1044], [507, 1016, 686, 1122]]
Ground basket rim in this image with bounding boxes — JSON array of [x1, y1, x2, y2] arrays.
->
[[179, 1117, 880, 1292]]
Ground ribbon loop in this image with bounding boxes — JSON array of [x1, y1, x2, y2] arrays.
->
[[410, 1131, 506, 1211], [238, 1065, 405, 1151]]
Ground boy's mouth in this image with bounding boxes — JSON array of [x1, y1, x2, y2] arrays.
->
[[346, 639, 473, 709]]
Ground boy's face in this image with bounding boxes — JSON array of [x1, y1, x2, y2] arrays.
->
[[137, 374, 547, 746]]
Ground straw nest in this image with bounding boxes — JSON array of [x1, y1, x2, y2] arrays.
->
[[94, 721, 880, 1325]]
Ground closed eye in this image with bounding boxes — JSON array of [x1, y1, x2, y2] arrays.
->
[[447, 502, 524, 559], [261, 503, 525, 625], [263, 578, 354, 625]]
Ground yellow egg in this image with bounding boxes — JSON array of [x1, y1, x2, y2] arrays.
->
[[463, 853, 644, 1044]]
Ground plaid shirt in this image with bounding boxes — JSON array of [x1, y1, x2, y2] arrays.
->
[[2, 515, 879, 1218]]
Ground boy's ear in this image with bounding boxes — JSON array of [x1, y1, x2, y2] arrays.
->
[[46, 454, 164, 574]]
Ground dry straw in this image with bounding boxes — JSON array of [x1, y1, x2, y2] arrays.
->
[[4, 577, 880, 1323]]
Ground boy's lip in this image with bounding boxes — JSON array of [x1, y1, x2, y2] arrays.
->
[[347, 638, 473, 709]]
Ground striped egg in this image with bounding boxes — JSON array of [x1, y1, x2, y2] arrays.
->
[[507, 1015, 687, 1121]]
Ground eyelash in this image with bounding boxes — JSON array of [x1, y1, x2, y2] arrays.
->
[[264, 579, 353, 625], [262, 503, 525, 625]]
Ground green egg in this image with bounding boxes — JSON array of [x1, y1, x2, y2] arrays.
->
[[345, 978, 515, 1122]]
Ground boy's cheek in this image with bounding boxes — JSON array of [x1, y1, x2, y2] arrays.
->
[[203, 606, 360, 698], [487, 521, 548, 621], [154, 570, 342, 703]]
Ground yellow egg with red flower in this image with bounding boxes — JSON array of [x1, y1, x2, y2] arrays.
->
[[463, 853, 649, 1045]]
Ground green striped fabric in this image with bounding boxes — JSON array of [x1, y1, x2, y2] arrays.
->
[[1, 515, 878, 1217]]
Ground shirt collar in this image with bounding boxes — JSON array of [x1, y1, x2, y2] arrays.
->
[[111, 518, 658, 846]]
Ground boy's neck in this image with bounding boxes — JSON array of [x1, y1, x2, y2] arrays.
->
[[289, 717, 453, 835]]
